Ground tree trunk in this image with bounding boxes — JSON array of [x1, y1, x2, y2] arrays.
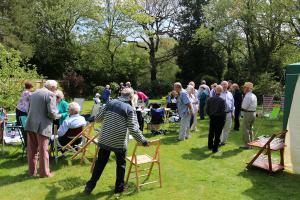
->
[[149, 44, 157, 81]]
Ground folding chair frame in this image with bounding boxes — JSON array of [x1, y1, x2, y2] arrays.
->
[[55, 122, 97, 164], [125, 139, 162, 191]]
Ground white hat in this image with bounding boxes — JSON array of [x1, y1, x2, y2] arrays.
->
[[95, 93, 100, 97]]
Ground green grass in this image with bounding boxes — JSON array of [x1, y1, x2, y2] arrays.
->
[[1, 101, 300, 200]]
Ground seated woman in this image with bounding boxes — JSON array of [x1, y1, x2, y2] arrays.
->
[[150, 103, 165, 135], [55, 90, 69, 128], [57, 102, 86, 147]]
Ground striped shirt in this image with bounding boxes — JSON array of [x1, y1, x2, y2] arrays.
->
[[95, 97, 148, 152]]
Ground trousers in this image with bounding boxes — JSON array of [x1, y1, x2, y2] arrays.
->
[[243, 112, 256, 145], [208, 115, 226, 152], [86, 148, 126, 193], [220, 112, 233, 143], [27, 132, 51, 177], [178, 114, 191, 140]]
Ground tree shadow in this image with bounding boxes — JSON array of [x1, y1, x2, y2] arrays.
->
[[239, 168, 300, 200], [0, 172, 36, 187], [0, 155, 26, 169], [239, 170, 300, 200], [181, 146, 211, 161]]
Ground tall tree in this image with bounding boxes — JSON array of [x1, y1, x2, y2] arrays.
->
[[29, 0, 97, 78], [176, 0, 225, 85], [123, 0, 179, 81]]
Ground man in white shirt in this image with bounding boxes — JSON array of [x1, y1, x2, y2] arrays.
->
[[240, 82, 257, 149], [220, 81, 235, 145], [57, 102, 86, 146]]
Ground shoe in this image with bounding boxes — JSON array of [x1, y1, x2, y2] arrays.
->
[[212, 149, 222, 153], [208, 147, 212, 150], [176, 138, 183, 141], [219, 142, 225, 146], [234, 128, 239, 131], [84, 186, 93, 195]]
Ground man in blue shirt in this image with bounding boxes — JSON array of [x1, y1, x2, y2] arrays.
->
[[174, 82, 193, 141], [220, 81, 235, 146], [102, 85, 111, 104]]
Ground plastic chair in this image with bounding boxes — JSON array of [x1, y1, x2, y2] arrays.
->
[[125, 139, 162, 191], [270, 107, 280, 120]]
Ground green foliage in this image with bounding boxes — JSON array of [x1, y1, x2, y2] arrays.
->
[[254, 72, 283, 99], [60, 71, 85, 99], [93, 85, 105, 95], [0, 43, 42, 111]]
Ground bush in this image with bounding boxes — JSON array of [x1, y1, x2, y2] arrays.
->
[[109, 82, 120, 98], [93, 85, 105, 95], [254, 72, 283, 100], [0, 43, 42, 111], [138, 80, 173, 99], [61, 70, 85, 99]]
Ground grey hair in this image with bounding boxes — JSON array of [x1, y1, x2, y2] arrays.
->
[[56, 90, 64, 99], [174, 82, 182, 89], [186, 85, 194, 92], [121, 87, 134, 98], [44, 80, 58, 89], [68, 102, 81, 114], [221, 81, 228, 85]]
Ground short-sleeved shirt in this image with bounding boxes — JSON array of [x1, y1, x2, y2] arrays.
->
[[242, 92, 257, 111], [16, 90, 31, 113], [177, 89, 191, 117]]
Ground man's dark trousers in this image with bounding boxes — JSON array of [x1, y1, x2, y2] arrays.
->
[[86, 148, 126, 193], [208, 115, 226, 152]]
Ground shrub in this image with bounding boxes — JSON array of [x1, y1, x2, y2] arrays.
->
[[254, 72, 283, 100], [0, 43, 42, 111], [138, 80, 173, 99], [93, 85, 105, 95], [61, 70, 85, 99]]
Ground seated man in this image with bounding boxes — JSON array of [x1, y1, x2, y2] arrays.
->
[[57, 102, 86, 147]]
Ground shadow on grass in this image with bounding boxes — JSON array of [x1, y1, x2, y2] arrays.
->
[[211, 148, 243, 159], [0, 172, 35, 187], [239, 170, 300, 200], [182, 146, 211, 161], [0, 155, 26, 169]]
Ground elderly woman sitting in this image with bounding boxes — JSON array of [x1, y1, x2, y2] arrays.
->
[[57, 102, 87, 147]]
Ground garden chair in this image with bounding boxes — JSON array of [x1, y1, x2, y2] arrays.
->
[[53, 126, 84, 163], [61, 122, 99, 164], [269, 107, 280, 120], [262, 95, 274, 116], [125, 139, 162, 191], [19, 116, 28, 157]]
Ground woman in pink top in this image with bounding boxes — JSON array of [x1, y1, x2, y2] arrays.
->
[[137, 91, 149, 107], [16, 81, 33, 126]]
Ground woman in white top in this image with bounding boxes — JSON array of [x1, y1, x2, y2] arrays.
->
[[187, 85, 199, 131]]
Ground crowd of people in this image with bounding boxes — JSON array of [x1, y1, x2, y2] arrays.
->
[[171, 80, 257, 153], [2, 78, 257, 195]]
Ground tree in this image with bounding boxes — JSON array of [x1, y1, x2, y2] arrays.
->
[[123, 0, 180, 81], [176, 0, 225, 85], [29, 0, 98, 78], [0, 43, 42, 111]]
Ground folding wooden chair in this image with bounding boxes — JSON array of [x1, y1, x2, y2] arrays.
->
[[125, 139, 162, 191], [61, 122, 98, 164]]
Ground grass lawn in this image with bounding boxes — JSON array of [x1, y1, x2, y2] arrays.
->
[[1, 100, 300, 200]]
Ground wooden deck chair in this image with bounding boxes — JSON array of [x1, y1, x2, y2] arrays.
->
[[61, 122, 98, 164], [125, 139, 162, 191]]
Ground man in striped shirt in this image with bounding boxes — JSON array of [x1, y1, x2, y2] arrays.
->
[[85, 87, 149, 195]]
